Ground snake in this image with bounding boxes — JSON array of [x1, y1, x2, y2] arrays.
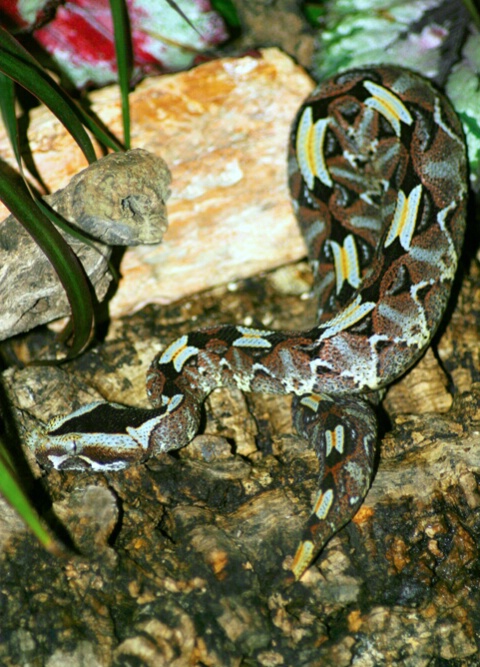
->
[[28, 66, 467, 582]]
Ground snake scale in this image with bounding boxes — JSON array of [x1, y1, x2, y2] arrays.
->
[[28, 66, 467, 582]]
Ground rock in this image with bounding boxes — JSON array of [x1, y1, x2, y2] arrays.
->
[[1, 48, 479, 667], [0, 149, 170, 340], [0, 48, 313, 329]]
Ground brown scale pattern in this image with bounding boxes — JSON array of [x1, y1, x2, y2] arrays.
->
[[29, 67, 468, 583]]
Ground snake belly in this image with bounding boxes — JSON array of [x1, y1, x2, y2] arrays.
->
[[28, 66, 467, 582]]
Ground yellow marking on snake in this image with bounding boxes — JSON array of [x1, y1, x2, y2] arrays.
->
[[291, 540, 315, 580], [159, 335, 199, 373], [313, 488, 334, 519], [299, 393, 327, 413], [385, 185, 422, 250], [325, 425, 345, 457], [364, 80, 413, 136], [329, 234, 361, 293], [296, 106, 332, 189], [233, 326, 273, 349], [319, 295, 376, 340]]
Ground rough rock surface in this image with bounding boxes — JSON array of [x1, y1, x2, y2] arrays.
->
[[3, 253, 480, 665], [0, 149, 170, 340], [0, 49, 312, 324], [1, 49, 479, 666]]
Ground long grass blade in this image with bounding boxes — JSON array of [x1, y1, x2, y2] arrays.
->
[[0, 172, 94, 357], [110, 0, 132, 149], [0, 27, 97, 163], [0, 26, 127, 163], [164, 0, 205, 38], [0, 438, 59, 551]]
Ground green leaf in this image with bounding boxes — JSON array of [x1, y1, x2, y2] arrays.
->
[[0, 26, 98, 164], [0, 72, 118, 331], [0, 32, 127, 356], [110, 0, 132, 149], [0, 171, 94, 357], [0, 74, 84, 238], [210, 0, 240, 27], [0, 438, 58, 552], [0, 73, 21, 164], [463, 0, 480, 30], [304, 3, 326, 26], [0, 29, 122, 156]]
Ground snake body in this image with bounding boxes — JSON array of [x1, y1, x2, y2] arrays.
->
[[29, 66, 467, 581]]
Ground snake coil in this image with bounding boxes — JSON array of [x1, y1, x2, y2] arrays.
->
[[28, 66, 468, 581]]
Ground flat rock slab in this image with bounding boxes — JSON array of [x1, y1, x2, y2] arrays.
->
[[0, 48, 312, 325], [0, 149, 170, 340]]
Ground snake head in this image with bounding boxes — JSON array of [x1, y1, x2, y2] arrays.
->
[[26, 401, 161, 471]]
